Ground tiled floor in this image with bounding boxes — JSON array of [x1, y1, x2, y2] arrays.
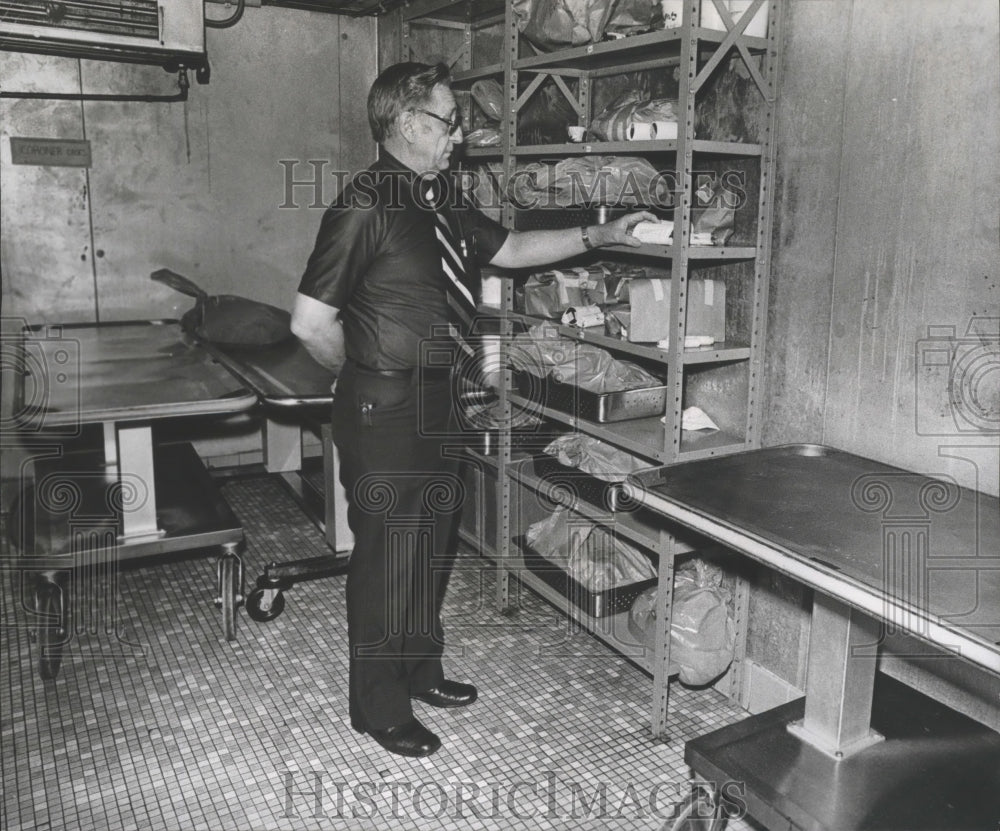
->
[[2, 474, 757, 831]]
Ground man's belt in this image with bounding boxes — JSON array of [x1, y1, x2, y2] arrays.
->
[[350, 359, 452, 381]]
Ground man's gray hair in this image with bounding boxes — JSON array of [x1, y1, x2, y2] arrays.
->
[[368, 62, 451, 144]]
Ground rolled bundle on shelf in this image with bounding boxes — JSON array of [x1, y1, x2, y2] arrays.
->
[[625, 120, 678, 141], [589, 91, 678, 142]]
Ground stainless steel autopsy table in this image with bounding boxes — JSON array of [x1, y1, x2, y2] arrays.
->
[[626, 444, 1000, 830], [7, 320, 258, 678]]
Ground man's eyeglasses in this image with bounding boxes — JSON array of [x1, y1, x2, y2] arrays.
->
[[418, 108, 462, 135]]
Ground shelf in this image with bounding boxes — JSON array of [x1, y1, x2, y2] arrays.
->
[[603, 243, 757, 260], [505, 311, 752, 365], [508, 395, 666, 461], [508, 460, 662, 552], [507, 395, 748, 462], [453, 63, 503, 83], [461, 146, 503, 159], [402, 0, 506, 24], [681, 343, 752, 364], [512, 27, 769, 74], [510, 139, 763, 157], [675, 435, 753, 461]]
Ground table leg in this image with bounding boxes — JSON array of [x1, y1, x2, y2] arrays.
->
[[116, 423, 162, 540], [264, 418, 302, 473], [103, 422, 117, 466], [322, 423, 353, 553], [787, 593, 885, 758]]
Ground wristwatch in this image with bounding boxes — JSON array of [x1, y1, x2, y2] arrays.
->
[[580, 225, 595, 250]]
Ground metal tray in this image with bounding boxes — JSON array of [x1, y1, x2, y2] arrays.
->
[[518, 538, 657, 618], [531, 454, 621, 512], [475, 427, 564, 456], [514, 370, 667, 423]]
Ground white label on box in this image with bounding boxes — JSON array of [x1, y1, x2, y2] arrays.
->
[[704, 280, 715, 306], [481, 275, 501, 307], [652, 280, 664, 301]]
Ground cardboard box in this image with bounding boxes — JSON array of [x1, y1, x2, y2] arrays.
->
[[626, 278, 726, 344]]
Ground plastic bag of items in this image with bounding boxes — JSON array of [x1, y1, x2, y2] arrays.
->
[[628, 558, 736, 685], [692, 178, 735, 245], [508, 156, 671, 209], [522, 265, 610, 317], [465, 127, 503, 148], [589, 90, 678, 142], [604, 0, 660, 36], [513, 0, 657, 52], [543, 433, 647, 483], [509, 322, 661, 393], [471, 79, 504, 122], [526, 507, 656, 591]]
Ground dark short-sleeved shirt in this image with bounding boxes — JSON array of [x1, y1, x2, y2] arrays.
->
[[297, 151, 509, 370]]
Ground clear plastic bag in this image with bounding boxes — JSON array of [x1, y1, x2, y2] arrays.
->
[[465, 127, 502, 148], [526, 507, 656, 591], [692, 178, 735, 245], [512, 0, 657, 52], [522, 265, 609, 317], [508, 156, 671, 208], [509, 323, 661, 392], [513, 0, 613, 51], [471, 80, 504, 122], [543, 433, 647, 483], [628, 558, 736, 685]]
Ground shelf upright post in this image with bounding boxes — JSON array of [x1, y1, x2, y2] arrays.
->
[[496, 0, 518, 615], [745, 0, 783, 449], [715, 0, 785, 708], [461, 4, 472, 73], [401, 11, 413, 62], [649, 0, 701, 740], [665, 1, 699, 460], [502, 0, 518, 231]]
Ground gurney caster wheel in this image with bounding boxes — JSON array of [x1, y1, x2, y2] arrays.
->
[[215, 548, 244, 642], [246, 587, 285, 622], [666, 783, 728, 831]]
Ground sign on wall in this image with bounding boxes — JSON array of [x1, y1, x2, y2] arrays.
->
[[10, 137, 91, 167]]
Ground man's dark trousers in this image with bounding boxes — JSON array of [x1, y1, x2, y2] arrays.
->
[[331, 359, 462, 732]]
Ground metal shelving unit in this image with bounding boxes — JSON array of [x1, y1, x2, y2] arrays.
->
[[402, 0, 783, 740]]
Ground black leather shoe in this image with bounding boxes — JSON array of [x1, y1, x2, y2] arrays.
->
[[412, 680, 478, 708], [367, 719, 441, 758]]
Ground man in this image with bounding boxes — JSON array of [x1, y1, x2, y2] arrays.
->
[[291, 61, 657, 758]]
